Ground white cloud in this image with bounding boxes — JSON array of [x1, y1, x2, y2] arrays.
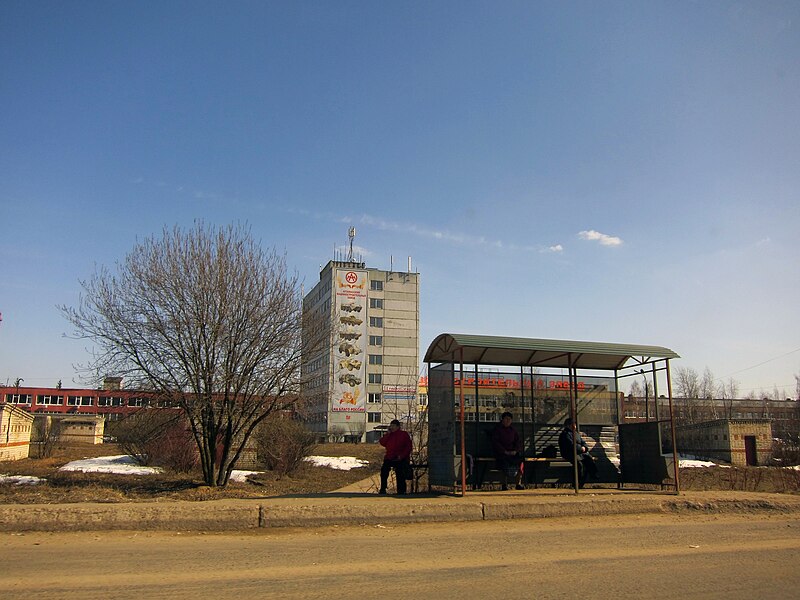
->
[[578, 229, 623, 246], [357, 213, 469, 245], [294, 208, 568, 257]]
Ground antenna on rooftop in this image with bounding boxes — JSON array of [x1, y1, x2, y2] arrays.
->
[[347, 226, 356, 262]]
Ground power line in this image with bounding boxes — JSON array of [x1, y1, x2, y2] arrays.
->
[[718, 347, 800, 380], [736, 382, 796, 393]]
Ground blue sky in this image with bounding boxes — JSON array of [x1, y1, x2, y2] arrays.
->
[[1, 1, 798, 397]]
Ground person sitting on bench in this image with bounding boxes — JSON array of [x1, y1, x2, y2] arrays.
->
[[558, 417, 598, 487], [491, 411, 524, 490]]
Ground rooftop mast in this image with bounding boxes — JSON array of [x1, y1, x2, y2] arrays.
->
[[347, 226, 356, 262]]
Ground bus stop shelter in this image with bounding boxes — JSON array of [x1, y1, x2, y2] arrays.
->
[[423, 333, 681, 495]]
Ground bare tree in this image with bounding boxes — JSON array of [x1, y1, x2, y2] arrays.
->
[[61, 223, 308, 486], [700, 367, 718, 419], [674, 366, 700, 398], [674, 366, 700, 423], [717, 377, 740, 419], [36, 417, 62, 459], [345, 421, 366, 443], [700, 367, 715, 399]]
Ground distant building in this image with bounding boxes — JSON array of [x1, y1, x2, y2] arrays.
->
[[676, 419, 773, 466], [622, 395, 799, 439], [301, 257, 419, 442], [58, 416, 105, 445], [0, 383, 158, 420], [0, 403, 34, 461]]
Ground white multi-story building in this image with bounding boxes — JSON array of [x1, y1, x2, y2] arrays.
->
[[301, 258, 419, 442]]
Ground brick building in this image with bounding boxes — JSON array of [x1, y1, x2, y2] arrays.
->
[[0, 403, 34, 461], [676, 419, 773, 466]]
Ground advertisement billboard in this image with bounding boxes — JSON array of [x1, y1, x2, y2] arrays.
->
[[331, 269, 368, 412]]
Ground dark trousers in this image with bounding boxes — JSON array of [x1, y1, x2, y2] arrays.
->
[[575, 453, 598, 486], [495, 454, 522, 487], [380, 459, 409, 494]]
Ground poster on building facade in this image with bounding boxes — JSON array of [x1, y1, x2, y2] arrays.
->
[[331, 268, 367, 412]]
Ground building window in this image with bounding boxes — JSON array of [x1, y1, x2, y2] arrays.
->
[[98, 396, 125, 407], [368, 393, 382, 403], [68, 396, 94, 406], [368, 373, 382, 384], [6, 394, 32, 404], [368, 354, 382, 365], [367, 412, 382, 423], [369, 298, 383, 309], [369, 317, 383, 327], [369, 335, 383, 346], [418, 394, 428, 406], [370, 280, 383, 291], [37, 395, 64, 406]]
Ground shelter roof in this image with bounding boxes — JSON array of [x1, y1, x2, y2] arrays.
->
[[424, 333, 679, 371]]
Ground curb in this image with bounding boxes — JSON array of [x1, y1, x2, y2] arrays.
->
[[2, 491, 799, 532]]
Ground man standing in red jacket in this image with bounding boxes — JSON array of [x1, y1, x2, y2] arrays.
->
[[378, 419, 413, 495]]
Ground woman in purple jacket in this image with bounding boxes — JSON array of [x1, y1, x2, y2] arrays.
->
[[491, 412, 524, 490]]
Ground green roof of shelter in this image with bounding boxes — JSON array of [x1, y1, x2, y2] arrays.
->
[[424, 333, 679, 371]]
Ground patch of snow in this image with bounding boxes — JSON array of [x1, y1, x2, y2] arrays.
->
[[229, 470, 261, 483], [0, 474, 45, 485], [59, 455, 163, 476], [304, 455, 368, 470], [679, 459, 720, 468]]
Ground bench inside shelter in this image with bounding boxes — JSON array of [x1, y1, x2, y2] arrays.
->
[[469, 423, 620, 488]]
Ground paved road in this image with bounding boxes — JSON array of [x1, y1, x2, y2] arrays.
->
[[3, 513, 799, 599]]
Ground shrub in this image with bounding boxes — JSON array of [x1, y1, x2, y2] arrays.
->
[[112, 410, 197, 472], [255, 416, 316, 477]]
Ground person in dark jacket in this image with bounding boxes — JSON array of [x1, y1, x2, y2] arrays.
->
[[491, 411, 524, 490], [558, 417, 598, 487], [379, 419, 413, 495]]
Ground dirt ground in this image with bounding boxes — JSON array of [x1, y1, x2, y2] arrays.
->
[[0, 442, 385, 503], [3, 512, 799, 599], [2, 442, 799, 503]]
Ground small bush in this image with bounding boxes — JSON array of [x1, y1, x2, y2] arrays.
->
[[255, 417, 316, 477], [143, 422, 198, 473], [112, 410, 197, 472]]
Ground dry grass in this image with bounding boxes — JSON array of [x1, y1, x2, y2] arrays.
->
[[5, 443, 799, 504], [679, 465, 800, 494], [0, 442, 385, 504]]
